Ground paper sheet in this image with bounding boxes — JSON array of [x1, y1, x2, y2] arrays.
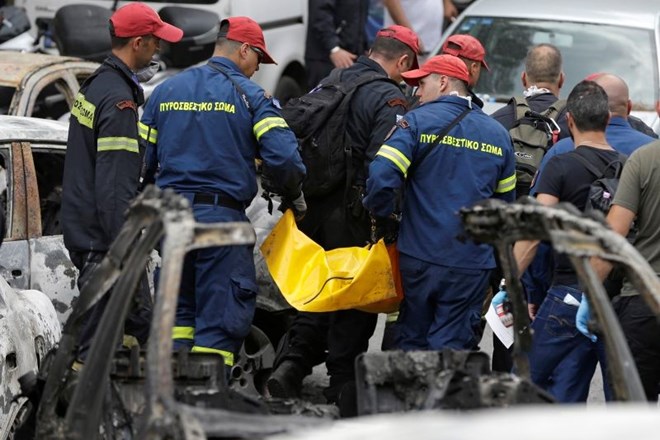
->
[[485, 303, 514, 348]]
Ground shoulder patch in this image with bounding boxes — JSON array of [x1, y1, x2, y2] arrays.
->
[[396, 118, 410, 129], [387, 98, 408, 109], [116, 100, 137, 112]]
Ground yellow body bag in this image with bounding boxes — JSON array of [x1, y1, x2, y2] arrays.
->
[[261, 210, 401, 313]]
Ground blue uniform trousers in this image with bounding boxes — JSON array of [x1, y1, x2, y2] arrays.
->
[[395, 253, 490, 350], [172, 197, 257, 364], [527, 284, 612, 402]]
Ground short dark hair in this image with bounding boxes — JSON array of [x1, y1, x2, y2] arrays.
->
[[566, 80, 609, 132], [109, 21, 154, 49], [371, 36, 415, 65], [109, 21, 131, 48], [525, 43, 562, 84]]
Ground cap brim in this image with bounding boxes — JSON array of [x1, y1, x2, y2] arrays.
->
[[401, 68, 429, 86], [261, 48, 277, 65], [481, 59, 490, 72], [410, 54, 419, 70], [154, 23, 184, 43]]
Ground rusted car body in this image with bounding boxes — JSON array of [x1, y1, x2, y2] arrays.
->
[[0, 116, 75, 324], [0, 52, 98, 119]]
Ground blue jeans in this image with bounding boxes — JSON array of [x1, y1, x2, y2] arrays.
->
[[528, 284, 600, 402], [396, 254, 490, 351]]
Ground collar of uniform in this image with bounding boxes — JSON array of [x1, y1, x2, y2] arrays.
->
[[608, 115, 630, 128], [208, 56, 245, 77], [355, 55, 389, 77], [105, 54, 137, 82], [104, 54, 145, 105], [526, 92, 557, 105], [429, 94, 474, 108]]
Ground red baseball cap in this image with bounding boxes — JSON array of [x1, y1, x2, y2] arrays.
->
[[441, 34, 490, 71], [219, 16, 276, 64], [110, 3, 183, 43], [376, 25, 421, 69], [401, 54, 470, 86], [584, 72, 605, 81]]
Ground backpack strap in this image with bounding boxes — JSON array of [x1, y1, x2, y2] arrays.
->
[[573, 150, 627, 179], [407, 106, 472, 176], [511, 96, 566, 145], [510, 96, 530, 122], [324, 68, 397, 94], [206, 61, 254, 114], [328, 69, 398, 200], [543, 98, 567, 119]]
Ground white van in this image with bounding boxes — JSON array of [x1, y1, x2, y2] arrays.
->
[[15, 0, 308, 101], [435, 0, 660, 133]]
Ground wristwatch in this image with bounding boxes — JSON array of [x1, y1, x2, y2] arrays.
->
[[330, 46, 341, 54]]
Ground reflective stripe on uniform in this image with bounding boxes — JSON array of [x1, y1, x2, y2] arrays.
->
[[138, 121, 157, 143], [191, 346, 234, 366], [386, 311, 399, 323], [253, 117, 289, 140], [97, 136, 139, 153], [495, 173, 516, 193], [71, 92, 95, 129], [376, 145, 411, 176], [172, 326, 194, 340]]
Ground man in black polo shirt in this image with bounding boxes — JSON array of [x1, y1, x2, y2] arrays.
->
[[513, 80, 619, 402]]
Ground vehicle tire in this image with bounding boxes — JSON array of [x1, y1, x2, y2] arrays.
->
[[274, 75, 304, 106], [7, 398, 34, 440]]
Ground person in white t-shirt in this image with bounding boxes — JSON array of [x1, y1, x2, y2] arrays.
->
[[383, 0, 457, 56]]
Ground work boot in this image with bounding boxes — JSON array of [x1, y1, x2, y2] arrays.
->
[[267, 360, 304, 398]]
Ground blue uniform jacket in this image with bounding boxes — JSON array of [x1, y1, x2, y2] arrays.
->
[[139, 57, 305, 203], [531, 116, 656, 195], [364, 95, 516, 269]]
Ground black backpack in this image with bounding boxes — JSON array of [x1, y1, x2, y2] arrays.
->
[[574, 152, 627, 216], [281, 69, 395, 198], [508, 96, 566, 197]]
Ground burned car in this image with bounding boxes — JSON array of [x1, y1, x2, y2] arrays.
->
[[0, 127, 61, 436], [18, 192, 659, 439], [0, 279, 60, 437], [0, 115, 290, 396], [0, 115, 76, 324], [0, 52, 98, 119]]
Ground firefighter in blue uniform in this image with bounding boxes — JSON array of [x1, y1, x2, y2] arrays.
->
[[62, 3, 183, 361], [139, 17, 306, 367], [364, 55, 516, 350]]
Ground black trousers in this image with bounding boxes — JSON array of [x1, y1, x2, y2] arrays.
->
[[275, 309, 377, 402], [274, 187, 378, 402], [70, 251, 152, 361], [612, 294, 660, 401]]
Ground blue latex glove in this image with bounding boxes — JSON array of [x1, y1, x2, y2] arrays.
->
[[492, 289, 513, 328], [576, 296, 597, 342]]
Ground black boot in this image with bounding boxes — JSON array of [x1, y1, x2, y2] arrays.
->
[[267, 360, 304, 398]]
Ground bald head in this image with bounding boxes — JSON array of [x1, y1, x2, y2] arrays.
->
[[524, 44, 563, 84], [591, 73, 630, 117]]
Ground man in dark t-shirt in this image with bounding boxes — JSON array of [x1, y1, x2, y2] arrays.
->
[[513, 80, 617, 402]]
